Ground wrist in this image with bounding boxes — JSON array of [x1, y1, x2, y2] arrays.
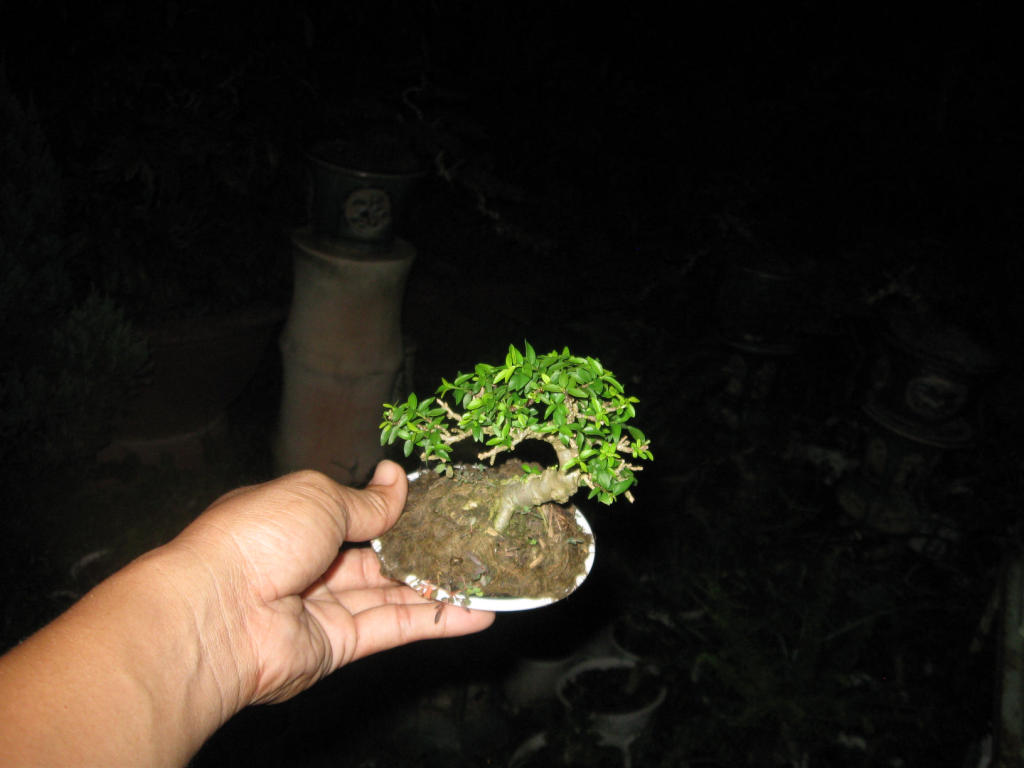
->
[[0, 543, 256, 766], [132, 541, 259, 719], [92, 543, 256, 761]]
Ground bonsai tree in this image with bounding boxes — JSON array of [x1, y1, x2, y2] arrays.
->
[[380, 342, 653, 533]]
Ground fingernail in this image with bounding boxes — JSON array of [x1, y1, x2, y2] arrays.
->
[[373, 461, 399, 486]]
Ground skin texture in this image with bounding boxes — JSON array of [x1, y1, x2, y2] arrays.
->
[[0, 461, 494, 767]]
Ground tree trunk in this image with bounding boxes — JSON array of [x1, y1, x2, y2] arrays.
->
[[492, 467, 579, 532]]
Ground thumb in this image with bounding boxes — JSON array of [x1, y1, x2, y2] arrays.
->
[[340, 460, 408, 541]]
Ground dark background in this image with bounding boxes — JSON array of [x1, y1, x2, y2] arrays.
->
[[2, 2, 1023, 765]]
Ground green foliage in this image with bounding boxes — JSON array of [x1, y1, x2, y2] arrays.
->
[[381, 342, 652, 505]]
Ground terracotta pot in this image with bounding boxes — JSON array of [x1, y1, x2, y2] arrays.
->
[[274, 230, 414, 485]]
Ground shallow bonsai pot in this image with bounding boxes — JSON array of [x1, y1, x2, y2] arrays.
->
[[371, 469, 596, 611]]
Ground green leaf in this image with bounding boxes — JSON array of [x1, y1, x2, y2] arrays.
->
[[612, 478, 633, 495], [402, 439, 414, 458], [574, 425, 587, 449], [407, 392, 418, 411], [525, 341, 536, 364]]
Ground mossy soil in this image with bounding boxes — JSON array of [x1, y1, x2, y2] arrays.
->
[[374, 461, 592, 601]]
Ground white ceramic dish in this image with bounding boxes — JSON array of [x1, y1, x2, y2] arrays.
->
[[371, 471, 596, 612]]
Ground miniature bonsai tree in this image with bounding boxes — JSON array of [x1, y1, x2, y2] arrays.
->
[[380, 343, 653, 532]]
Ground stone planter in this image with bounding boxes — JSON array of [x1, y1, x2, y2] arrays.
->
[[274, 229, 415, 485]]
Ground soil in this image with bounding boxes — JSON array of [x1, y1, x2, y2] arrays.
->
[[373, 460, 593, 600]]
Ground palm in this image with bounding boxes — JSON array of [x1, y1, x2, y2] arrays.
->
[[175, 464, 494, 706]]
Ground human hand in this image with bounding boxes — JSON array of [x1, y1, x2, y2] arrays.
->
[[164, 460, 495, 707]]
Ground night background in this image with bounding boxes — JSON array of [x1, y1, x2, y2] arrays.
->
[[2, 2, 1023, 765]]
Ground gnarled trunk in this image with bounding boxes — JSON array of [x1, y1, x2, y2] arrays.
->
[[492, 466, 579, 532]]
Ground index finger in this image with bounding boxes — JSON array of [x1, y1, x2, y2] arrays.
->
[[347, 601, 496, 664]]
